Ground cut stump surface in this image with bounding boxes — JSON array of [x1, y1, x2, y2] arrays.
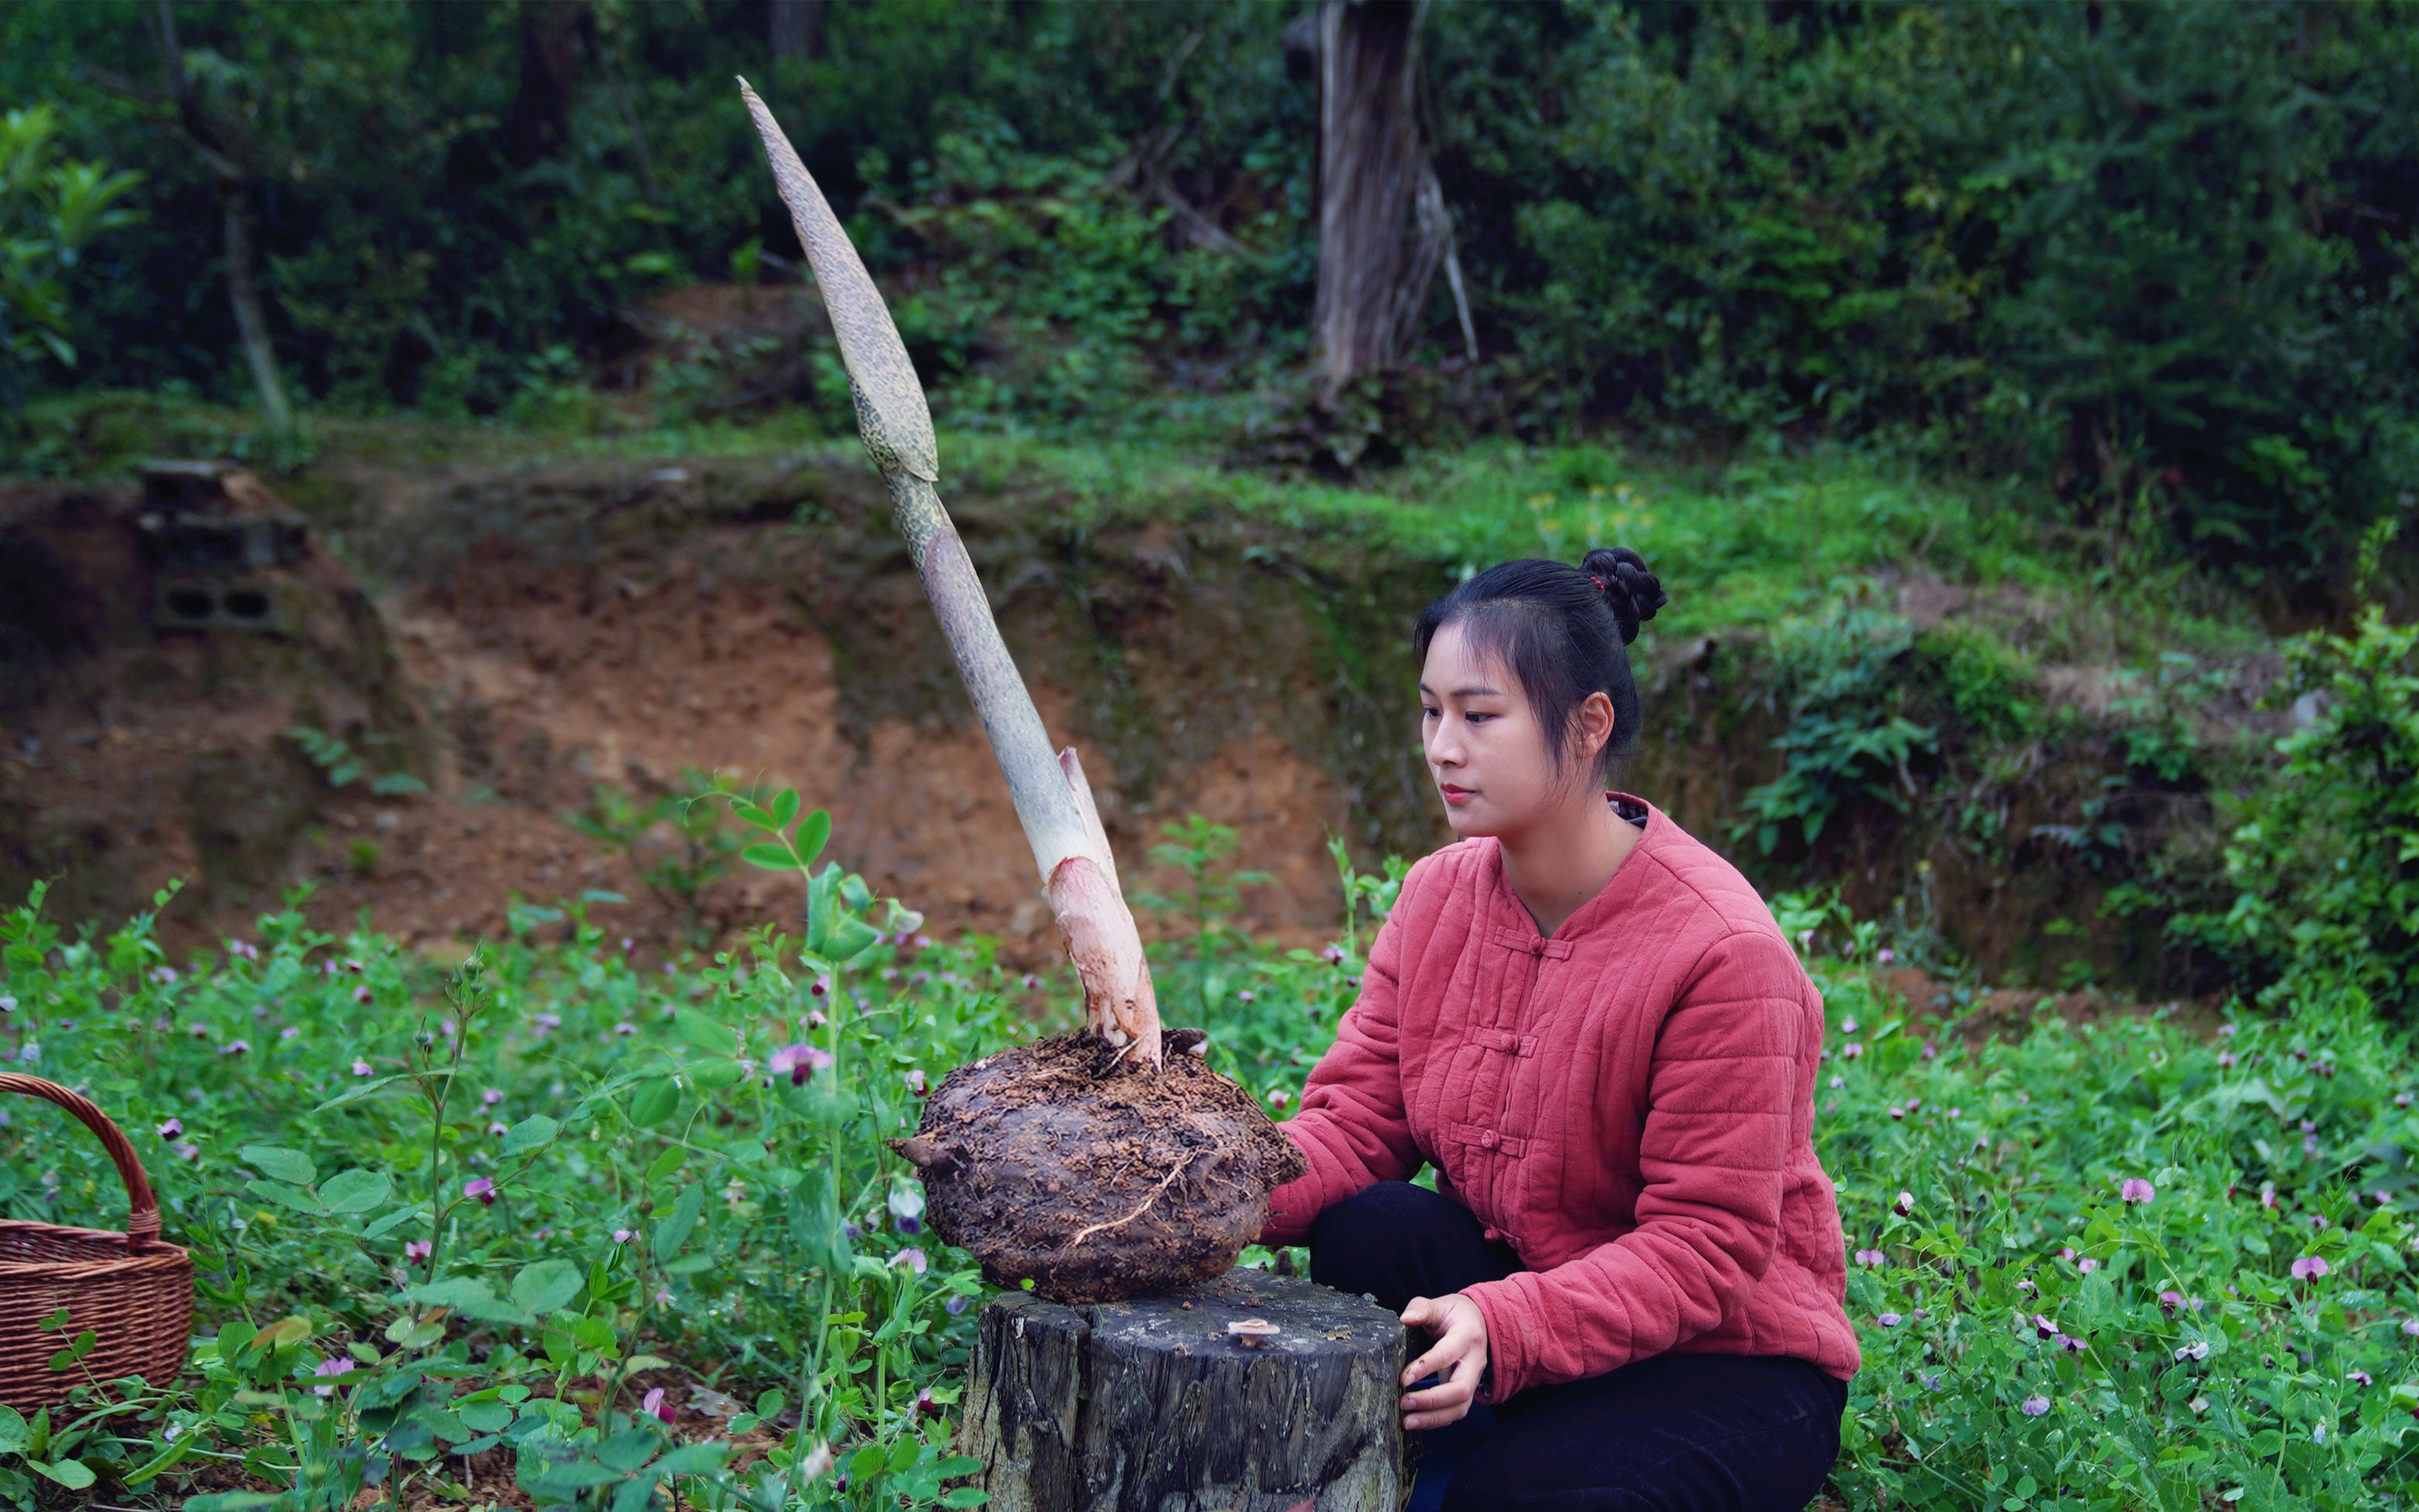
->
[[959, 1266, 1409, 1512]]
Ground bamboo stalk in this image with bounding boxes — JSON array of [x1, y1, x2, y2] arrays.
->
[[738, 79, 1163, 1068]]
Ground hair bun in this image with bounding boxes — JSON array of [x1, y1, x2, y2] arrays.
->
[[1581, 547, 1668, 645]]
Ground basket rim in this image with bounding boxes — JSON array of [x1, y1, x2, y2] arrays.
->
[[0, 1218, 192, 1279], [0, 1074, 170, 1251]]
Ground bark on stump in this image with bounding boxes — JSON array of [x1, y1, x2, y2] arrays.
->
[[958, 1266, 1410, 1511]]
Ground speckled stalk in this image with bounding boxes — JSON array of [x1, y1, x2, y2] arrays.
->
[[738, 79, 1160, 1067]]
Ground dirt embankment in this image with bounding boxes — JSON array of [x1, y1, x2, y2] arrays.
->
[[0, 460, 1451, 969]]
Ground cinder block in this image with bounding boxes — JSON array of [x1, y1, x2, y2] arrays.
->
[[146, 513, 306, 573], [138, 459, 239, 515], [152, 574, 298, 636]]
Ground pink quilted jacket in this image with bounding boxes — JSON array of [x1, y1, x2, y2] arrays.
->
[[1257, 791, 1861, 1404]]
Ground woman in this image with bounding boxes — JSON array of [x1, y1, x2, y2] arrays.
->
[[1256, 547, 1859, 1511]]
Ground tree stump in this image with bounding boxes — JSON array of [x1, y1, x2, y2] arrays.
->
[[958, 1265, 1410, 1511]]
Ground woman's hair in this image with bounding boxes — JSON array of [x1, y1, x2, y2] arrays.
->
[[1412, 546, 1669, 790]]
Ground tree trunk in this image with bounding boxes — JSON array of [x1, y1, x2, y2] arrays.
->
[[1312, 0, 1448, 397], [506, 0, 588, 168], [220, 187, 293, 440], [957, 1267, 1409, 1510], [768, 0, 827, 60]]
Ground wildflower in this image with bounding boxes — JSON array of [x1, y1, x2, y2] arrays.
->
[[2158, 1289, 2184, 1313], [1841, 1042, 1865, 1061], [2031, 1314, 2060, 1339], [2056, 1333, 2086, 1354], [2403, 1318, 2419, 1337], [1238, 989, 1255, 1003], [352, 1060, 373, 1076], [905, 1068, 928, 1096], [613, 1228, 634, 1245], [653, 1287, 672, 1306], [805, 1007, 828, 1029], [2260, 1182, 2278, 1210], [2120, 1178, 2155, 1205], [1877, 1312, 1903, 1327], [1840, 1017, 1860, 1037], [278, 1025, 300, 1041], [162, 1422, 182, 1442], [2216, 1022, 2237, 1037], [312, 1357, 355, 1397], [1321, 945, 1345, 965], [946, 1293, 969, 1315], [220, 1040, 250, 1056], [173, 1142, 200, 1161], [2057, 1246, 2076, 1262], [889, 1247, 928, 1274], [843, 1221, 863, 1242], [770, 1043, 835, 1085], [533, 1011, 561, 1036], [1020, 973, 1041, 991], [2373, 1189, 2395, 1207], [642, 1387, 675, 1426], [615, 1020, 636, 1037], [2398, 1092, 2413, 1108], [913, 933, 933, 950], [1893, 1190, 1914, 1217], [2303, 1132, 2320, 1157], [797, 1441, 835, 1479], [2078, 1258, 2099, 1274], [2291, 1255, 2329, 1281], [464, 1177, 496, 1207], [2015, 1279, 2036, 1295], [488, 1120, 509, 1137], [0, 995, 10, 1013], [2020, 1395, 2049, 1417], [1888, 1106, 1904, 1121], [482, 1088, 503, 1106], [2348, 1370, 2373, 1387], [724, 1177, 748, 1207], [894, 909, 926, 935], [157, 1118, 183, 1139], [1828, 1075, 1845, 1089], [2175, 1340, 2209, 1361], [1920, 1041, 1937, 1059], [1855, 1249, 1885, 1268], [2216, 1051, 2237, 1068], [152, 965, 179, 984], [1877, 948, 1896, 964], [1268, 1088, 1293, 1109], [1797, 928, 1813, 950]]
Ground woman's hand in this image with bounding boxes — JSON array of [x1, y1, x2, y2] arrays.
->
[[1399, 1293, 1489, 1430]]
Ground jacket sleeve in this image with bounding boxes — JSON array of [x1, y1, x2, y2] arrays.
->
[[1255, 860, 1427, 1248], [1457, 928, 1803, 1403]]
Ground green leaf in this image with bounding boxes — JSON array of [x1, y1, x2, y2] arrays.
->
[[0, 1407, 25, 1456], [363, 1204, 424, 1239], [511, 1259, 584, 1317], [825, 915, 882, 962], [941, 1490, 991, 1508], [741, 842, 795, 871], [241, 1145, 317, 1185], [653, 1442, 728, 1479], [734, 802, 776, 829], [771, 788, 800, 829], [457, 1399, 514, 1433], [797, 809, 832, 867], [530, 1461, 626, 1492], [935, 1456, 984, 1477], [503, 1114, 560, 1157], [673, 1009, 732, 1056], [319, 1168, 392, 1215], [886, 1437, 921, 1473], [630, 1077, 680, 1126], [400, 1279, 533, 1326], [848, 1443, 889, 1480], [652, 1182, 706, 1263], [689, 1056, 744, 1091], [244, 1178, 325, 1214]]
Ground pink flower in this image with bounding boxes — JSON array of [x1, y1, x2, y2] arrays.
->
[[2347, 1369, 2373, 1387], [888, 1248, 928, 1274], [2400, 1318, 2419, 1337], [904, 1068, 928, 1096], [482, 1088, 503, 1106], [2031, 1313, 2060, 1339], [2077, 1258, 2100, 1274], [770, 1043, 835, 1086], [613, 1228, 635, 1245], [463, 1177, 497, 1207], [1841, 1042, 1865, 1060], [2020, 1395, 2050, 1416], [642, 1386, 675, 1425], [2175, 1340, 2209, 1361], [615, 1020, 635, 1037], [2158, 1289, 2185, 1313], [311, 1357, 355, 1397], [2120, 1179, 2155, 1205], [1920, 1041, 1937, 1060], [220, 1040, 250, 1055], [2216, 1051, 2237, 1068], [353, 986, 372, 1005], [913, 1385, 941, 1418], [157, 1118, 182, 1139], [405, 1240, 431, 1264], [1876, 948, 1896, 964], [811, 973, 831, 998], [173, 1142, 200, 1161], [1839, 1018, 1860, 1037], [805, 1008, 827, 1029], [1893, 1190, 1914, 1217], [352, 1060, 373, 1076], [1876, 1312, 1903, 1327], [2260, 1182, 2278, 1211], [1267, 1088, 1293, 1109], [1238, 989, 1255, 1003], [1855, 1249, 1885, 1267], [488, 1120, 509, 1137], [2290, 1255, 2329, 1281], [2057, 1246, 2077, 1262], [2056, 1333, 2086, 1354]]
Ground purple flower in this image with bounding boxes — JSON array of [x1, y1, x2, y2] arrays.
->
[[482, 1088, 503, 1106], [1320, 945, 1345, 965], [945, 1293, 969, 1315], [488, 1120, 509, 1137], [405, 1240, 431, 1264], [2291, 1255, 2329, 1281], [1876, 948, 1896, 964], [888, 1248, 928, 1274], [1876, 1312, 1903, 1327], [2031, 1313, 2060, 1340], [2055, 1333, 2086, 1354], [642, 1386, 675, 1425], [1840, 1041, 1865, 1061], [2158, 1289, 2185, 1314], [1238, 989, 1255, 1003], [173, 1142, 200, 1161], [2346, 1369, 2373, 1387], [2402, 1318, 2419, 1337], [1840, 1017, 1861, 1037], [770, 1042, 836, 1086], [1855, 1248, 1885, 1268], [904, 1068, 928, 1096], [613, 1228, 634, 1245], [2020, 1395, 2049, 1417], [2077, 1258, 2099, 1274], [2120, 1178, 2155, 1205], [352, 1060, 373, 1076], [311, 1357, 356, 1398], [2175, 1340, 2209, 1361], [615, 1020, 636, 1037], [463, 1177, 497, 1207], [353, 986, 372, 1005], [1893, 1190, 1914, 1217], [221, 1040, 250, 1056], [897, 1214, 922, 1235], [157, 1118, 183, 1139], [843, 1221, 863, 1241], [2216, 1051, 2237, 1068]]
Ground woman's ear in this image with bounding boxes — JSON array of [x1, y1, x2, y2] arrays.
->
[[1576, 691, 1616, 761]]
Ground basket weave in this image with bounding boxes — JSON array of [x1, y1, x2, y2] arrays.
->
[[0, 1074, 193, 1411]]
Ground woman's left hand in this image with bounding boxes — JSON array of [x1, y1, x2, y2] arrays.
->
[[1399, 1293, 1489, 1430]]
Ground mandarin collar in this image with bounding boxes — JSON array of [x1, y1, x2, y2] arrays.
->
[[1484, 791, 1662, 947]]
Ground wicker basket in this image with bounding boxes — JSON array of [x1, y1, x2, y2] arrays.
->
[[0, 1074, 193, 1411]]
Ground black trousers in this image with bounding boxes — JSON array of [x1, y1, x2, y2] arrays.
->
[[1308, 1181, 1848, 1512]]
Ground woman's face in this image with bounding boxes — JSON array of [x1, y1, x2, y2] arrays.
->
[[1419, 620, 1610, 839]]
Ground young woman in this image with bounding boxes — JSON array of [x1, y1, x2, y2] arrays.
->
[[1256, 547, 1859, 1511]]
